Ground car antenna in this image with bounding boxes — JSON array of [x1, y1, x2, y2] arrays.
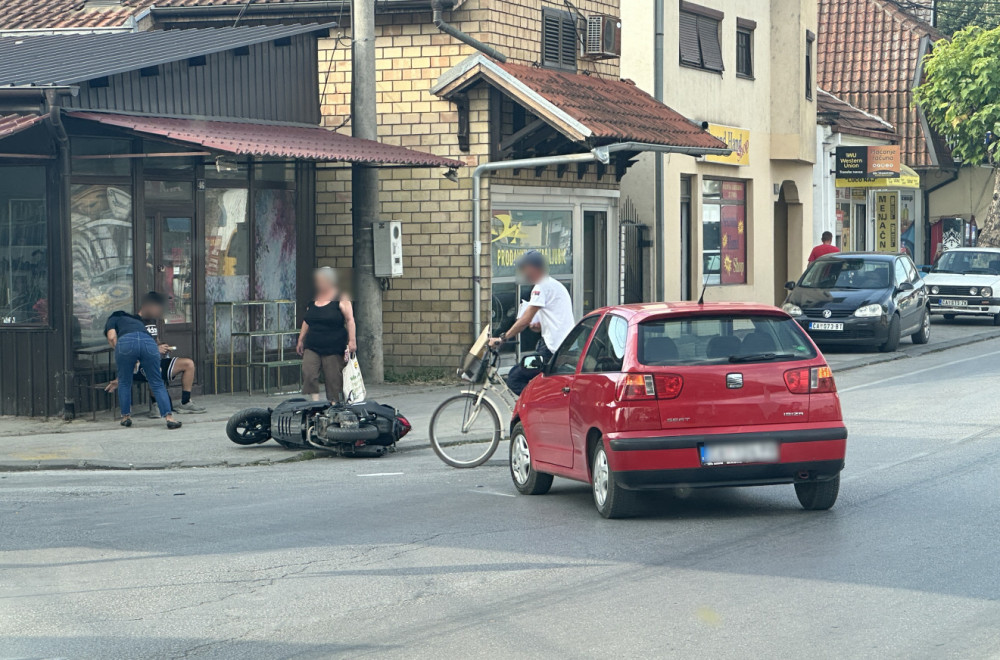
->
[[697, 272, 710, 305]]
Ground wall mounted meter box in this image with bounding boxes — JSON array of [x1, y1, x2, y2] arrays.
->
[[373, 220, 403, 278]]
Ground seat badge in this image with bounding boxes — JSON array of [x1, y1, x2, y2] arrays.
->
[[726, 373, 743, 389]]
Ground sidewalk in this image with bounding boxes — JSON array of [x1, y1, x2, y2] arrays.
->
[[0, 383, 463, 471]]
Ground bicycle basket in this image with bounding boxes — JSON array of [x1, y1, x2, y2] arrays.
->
[[458, 351, 489, 384]]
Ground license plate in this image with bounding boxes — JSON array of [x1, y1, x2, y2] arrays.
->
[[700, 441, 779, 466], [809, 322, 844, 331], [938, 299, 968, 306]]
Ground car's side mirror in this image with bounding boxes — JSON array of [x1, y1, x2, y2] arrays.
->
[[919, 265, 932, 274], [519, 353, 545, 371], [785, 281, 796, 291], [897, 281, 915, 292]]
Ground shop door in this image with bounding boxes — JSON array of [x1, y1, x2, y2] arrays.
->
[[145, 210, 196, 360], [583, 210, 608, 313]]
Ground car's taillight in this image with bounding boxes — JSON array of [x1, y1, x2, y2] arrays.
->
[[784, 366, 836, 394], [618, 373, 684, 400]]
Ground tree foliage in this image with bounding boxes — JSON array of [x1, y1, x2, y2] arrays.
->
[[914, 25, 1000, 166], [935, 0, 1000, 36]]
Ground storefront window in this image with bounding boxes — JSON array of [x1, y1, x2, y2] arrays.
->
[[702, 179, 747, 285], [205, 188, 250, 352], [71, 138, 132, 176], [254, 189, 297, 302], [71, 183, 134, 347], [491, 209, 573, 354], [144, 180, 194, 202], [0, 166, 47, 325]]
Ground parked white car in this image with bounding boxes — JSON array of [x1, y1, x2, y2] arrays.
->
[[922, 247, 1000, 325]]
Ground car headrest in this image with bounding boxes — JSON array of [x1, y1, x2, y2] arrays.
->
[[707, 335, 741, 359], [741, 332, 776, 354], [644, 336, 679, 363]]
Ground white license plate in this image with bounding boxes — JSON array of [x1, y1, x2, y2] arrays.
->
[[809, 322, 844, 331], [938, 299, 968, 306], [700, 441, 779, 466]]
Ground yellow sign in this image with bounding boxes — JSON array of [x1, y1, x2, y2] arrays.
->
[[704, 124, 750, 166], [836, 164, 921, 189], [875, 191, 899, 253]]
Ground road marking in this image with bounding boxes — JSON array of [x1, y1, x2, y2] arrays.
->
[[838, 348, 1000, 393], [471, 489, 516, 498], [356, 472, 404, 477]]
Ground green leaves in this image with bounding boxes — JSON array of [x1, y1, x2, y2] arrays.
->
[[915, 24, 1000, 165]]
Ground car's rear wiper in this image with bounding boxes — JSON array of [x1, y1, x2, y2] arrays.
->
[[729, 353, 796, 363]]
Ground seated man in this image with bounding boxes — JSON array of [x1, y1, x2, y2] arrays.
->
[[105, 292, 206, 414], [489, 250, 574, 395]]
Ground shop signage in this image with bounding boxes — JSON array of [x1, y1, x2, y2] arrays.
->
[[836, 145, 901, 178], [875, 191, 899, 253], [490, 210, 573, 278], [704, 124, 750, 167]]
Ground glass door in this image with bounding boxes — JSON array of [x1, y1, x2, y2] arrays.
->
[[583, 210, 608, 313], [145, 209, 196, 359]]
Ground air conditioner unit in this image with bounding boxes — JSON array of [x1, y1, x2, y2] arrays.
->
[[585, 14, 621, 59]]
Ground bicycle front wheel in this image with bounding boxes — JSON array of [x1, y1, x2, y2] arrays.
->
[[430, 393, 502, 468]]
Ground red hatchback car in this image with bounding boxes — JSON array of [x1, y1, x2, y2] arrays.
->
[[510, 303, 848, 518]]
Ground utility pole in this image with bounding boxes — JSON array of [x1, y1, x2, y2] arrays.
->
[[351, 0, 383, 382]]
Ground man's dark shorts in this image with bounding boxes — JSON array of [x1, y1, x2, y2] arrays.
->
[[135, 357, 178, 384], [506, 341, 553, 396]]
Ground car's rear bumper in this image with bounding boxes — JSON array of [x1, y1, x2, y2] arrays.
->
[[606, 426, 847, 491]]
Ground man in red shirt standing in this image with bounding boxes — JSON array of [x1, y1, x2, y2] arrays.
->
[[808, 231, 840, 262]]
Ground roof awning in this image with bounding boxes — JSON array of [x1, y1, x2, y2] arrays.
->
[[0, 112, 44, 139], [431, 54, 729, 156], [67, 112, 463, 168], [836, 164, 921, 189]]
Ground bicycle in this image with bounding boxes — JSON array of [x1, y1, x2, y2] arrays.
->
[[429, 340, 523, 468]]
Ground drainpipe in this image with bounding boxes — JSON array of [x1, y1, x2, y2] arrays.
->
[[431, 0, 507, 62], [470, 141, 730, 338], [44, 89, 75, 420], [653, 0, 665, 300]]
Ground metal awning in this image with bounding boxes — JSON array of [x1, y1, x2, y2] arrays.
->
[[68, 111, 463, 167]]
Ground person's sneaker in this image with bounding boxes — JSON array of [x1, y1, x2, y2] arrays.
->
[[148, 410, 161, 419], [176, 402, 207, 414]]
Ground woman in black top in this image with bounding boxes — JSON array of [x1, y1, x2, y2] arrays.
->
[[296, 267, 357, 402]]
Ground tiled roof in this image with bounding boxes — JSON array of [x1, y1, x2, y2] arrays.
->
[[433, 55, 728, 154], [497, 62, 727, 150], [0, 0, 137, 30], [0, 113, 45, 139], [817, 89, 896, 141], [818, 0, 947, 168], [68, 111, 463, 167]]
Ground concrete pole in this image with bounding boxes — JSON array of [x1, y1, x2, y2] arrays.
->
[[351, 0, 383, 383]]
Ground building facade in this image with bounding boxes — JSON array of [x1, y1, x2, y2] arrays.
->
[[621, 0, 818, 306]]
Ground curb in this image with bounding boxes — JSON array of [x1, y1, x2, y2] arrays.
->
[[0, 441, 432, 472]]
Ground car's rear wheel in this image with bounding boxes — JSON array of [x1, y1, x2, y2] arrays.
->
[[944, 313, 956, 321], [795, 474, 840, 510], [879, 314, 901, 352], [993, 313, 1000, 327], [509, 423, 553, 495], [911, 308, 931, 344], [591, 442, 637, 519]]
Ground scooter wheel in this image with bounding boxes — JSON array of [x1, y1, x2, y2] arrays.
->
[[321, 424, 380, 444], [226, 408, 272, 445]]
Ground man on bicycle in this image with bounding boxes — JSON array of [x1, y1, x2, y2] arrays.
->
[[489, 250, 574, 394]]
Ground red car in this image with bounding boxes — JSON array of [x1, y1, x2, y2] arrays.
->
[[509, 302, 847, 518]]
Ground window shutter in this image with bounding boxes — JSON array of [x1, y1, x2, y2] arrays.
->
[[679, 12, 701, 66], [542, 10, 562, 69], [698, 16, 724, 72], [560, 14, 578, 68]]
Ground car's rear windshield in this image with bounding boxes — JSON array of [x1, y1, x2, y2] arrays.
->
[[637, 315, 817, 366], [799, 258, 890, 289]]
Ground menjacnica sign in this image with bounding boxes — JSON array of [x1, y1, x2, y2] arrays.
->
[[836, 145, 901, 178]]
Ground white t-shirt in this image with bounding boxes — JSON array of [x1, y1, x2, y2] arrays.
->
[[525, 276, 574, 352]]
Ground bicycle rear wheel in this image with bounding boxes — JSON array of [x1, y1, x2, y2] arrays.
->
[[430, 393, 502, 468]]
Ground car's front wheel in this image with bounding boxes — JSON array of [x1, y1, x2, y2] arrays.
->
[[993, 313, 1000, 327], [509, 423, 553, 495], [911, 308, 931, 344], [591, 441, 637, 519], [795, 474, 840, 510], [879, 314, 901, 352]]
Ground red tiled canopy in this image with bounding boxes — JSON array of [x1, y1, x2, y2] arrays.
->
[[0, 113, 44, 139], [67, 111, 463, 167], [433, 54, 728, 154]]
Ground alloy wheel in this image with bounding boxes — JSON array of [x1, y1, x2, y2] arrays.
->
[[593, 448, 609, 507], [511, 433, 531, 485], [922, 313, 930, 340]]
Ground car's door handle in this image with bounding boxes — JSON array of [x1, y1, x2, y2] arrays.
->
[[561, 386, 571, 394]]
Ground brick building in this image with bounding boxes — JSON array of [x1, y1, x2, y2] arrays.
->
[[1, 0, 728, 380]]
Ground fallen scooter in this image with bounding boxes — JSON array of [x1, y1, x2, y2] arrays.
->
[[226, 398, 411, 457]]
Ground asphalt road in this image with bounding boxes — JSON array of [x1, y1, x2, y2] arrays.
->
[[3, 338, 1000, 659]]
